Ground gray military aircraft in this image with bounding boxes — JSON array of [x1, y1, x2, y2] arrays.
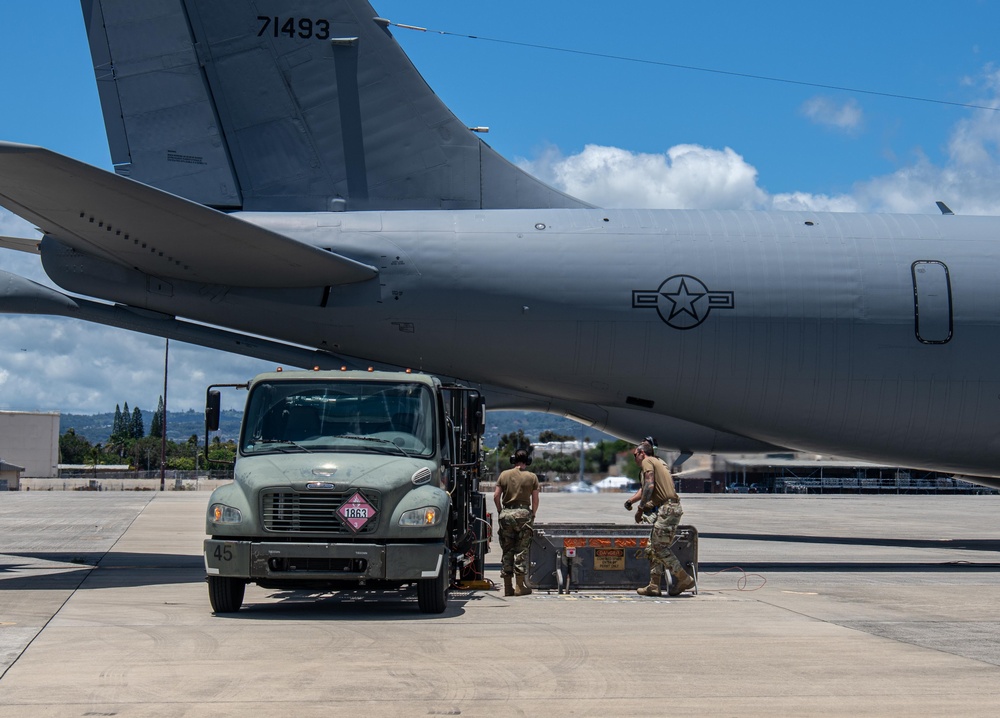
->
[[1, 0, 999, 483]]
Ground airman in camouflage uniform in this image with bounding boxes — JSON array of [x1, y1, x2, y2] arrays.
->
[[624, 441, 695, 597], [493, 449, 540, 596]]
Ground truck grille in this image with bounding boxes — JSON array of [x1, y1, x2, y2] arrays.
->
[[261, 489, 381, 534]]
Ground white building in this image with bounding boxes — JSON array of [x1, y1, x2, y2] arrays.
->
[[0, 411, 59, 478], [533, 440, 596, 455], [0, 459, 24, 490]]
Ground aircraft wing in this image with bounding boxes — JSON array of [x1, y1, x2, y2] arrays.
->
[[0, 142, 377, 288]]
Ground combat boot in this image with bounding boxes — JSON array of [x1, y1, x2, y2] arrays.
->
[[514, 574, 532, 596], [667, 569, 696, 596], [502, 576, 515, 596], [636, 581, 661, 597]]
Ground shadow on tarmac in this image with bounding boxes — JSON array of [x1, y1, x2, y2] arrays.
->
[[0, 551, 202, 568], [694, 532, 1000, 572], [215, 587, 490, 620], [701, 532, 1000, 552], [698, 561, 1000, 572], [5, 529, 999, 595], [0, 552, 492, 619], [0, 551, 202, 591]]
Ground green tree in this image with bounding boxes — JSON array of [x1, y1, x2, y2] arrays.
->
[[109, 403, 131, 457], [59, 428, 93, 464], [495, 430, 532, 472], [538, 429, 574, 443], [150, 396, 164, 438], [128, 435, 162, 471], [174, 434, 204, 472], [533, 452, 579, 475], [589, 439, 631, 473], [527, 438, 633, 478], [110, 404, 124, 444], [206, 435, 237, 464], [87, 442, 118, 466], [130, 406, 145, 439], [121, 402, 131, 438]]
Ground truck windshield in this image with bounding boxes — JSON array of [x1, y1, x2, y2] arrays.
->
[[240, 380, 436, 458]]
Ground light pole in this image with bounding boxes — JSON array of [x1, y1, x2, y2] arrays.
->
[[160, 338, 168, 491]]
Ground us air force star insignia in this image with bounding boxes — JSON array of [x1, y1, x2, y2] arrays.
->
[[632, 275, 735, 330]]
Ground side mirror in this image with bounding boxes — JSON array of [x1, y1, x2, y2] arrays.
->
[[206, 390, 221, 432]]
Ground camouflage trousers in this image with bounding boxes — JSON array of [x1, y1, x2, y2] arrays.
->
[[498, 507, 534, 577], [641, 502, 684, 583]]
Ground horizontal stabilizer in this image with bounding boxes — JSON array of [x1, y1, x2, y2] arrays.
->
[[0, 235, 40, 254], [0, 142, 377, 288], [0, 267, 367, 369]]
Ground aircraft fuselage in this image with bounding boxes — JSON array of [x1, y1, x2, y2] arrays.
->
[[41, 206, 1000, 476]]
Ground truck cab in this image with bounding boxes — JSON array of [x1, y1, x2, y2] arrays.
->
[[203, 370, 487, 614]]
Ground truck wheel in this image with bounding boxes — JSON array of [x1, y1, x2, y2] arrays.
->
[[208, 575, 246, 613], [417, 565, 449, 614]]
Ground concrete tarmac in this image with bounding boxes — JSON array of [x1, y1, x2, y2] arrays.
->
[[1, 491, 999, 716]]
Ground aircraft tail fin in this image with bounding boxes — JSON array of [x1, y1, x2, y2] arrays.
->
[[81, 0, 588, 212]]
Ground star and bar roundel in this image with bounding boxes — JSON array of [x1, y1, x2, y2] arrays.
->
[[632, 275, 735, 330]]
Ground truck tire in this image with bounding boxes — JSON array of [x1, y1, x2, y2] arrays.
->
[[417, 565, 449, 614], [208, 575, 246, 613]]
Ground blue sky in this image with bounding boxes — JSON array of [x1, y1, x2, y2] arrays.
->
[[2, 0, 1000, 416], [387, 0, 1000, 202]]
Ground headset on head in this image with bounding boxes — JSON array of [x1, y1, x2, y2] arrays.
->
[[635, 437, 657, 457], [510, 449, 533, 466]]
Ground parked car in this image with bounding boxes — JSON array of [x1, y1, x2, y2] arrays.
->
[[594, 476, 639, 492], [563, 481, 599, 494], [726, 484, 750, 493]]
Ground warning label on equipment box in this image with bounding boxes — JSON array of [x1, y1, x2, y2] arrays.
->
[[594, 548, 625, 571]]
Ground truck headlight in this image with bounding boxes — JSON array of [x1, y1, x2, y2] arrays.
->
[[398, 507, 441, 527], [210, 503, 242, 524]]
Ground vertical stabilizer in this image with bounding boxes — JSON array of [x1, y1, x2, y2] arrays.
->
[[81, 0, 244, 209], [81, 0, 589, 211]]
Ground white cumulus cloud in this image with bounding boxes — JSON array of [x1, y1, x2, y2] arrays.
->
[[800, 96, 864, 134], [520, 68, 1000, 216], [854, 73, 1000, 214], [0, 236, 272, 415], [522, 143, 768, 210], [0, 211, 38, 237]]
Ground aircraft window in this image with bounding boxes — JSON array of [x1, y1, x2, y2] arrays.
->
[[911, 260, 953, 344]]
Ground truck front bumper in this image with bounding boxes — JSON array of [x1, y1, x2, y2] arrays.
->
[[204, 539, 445, 582]]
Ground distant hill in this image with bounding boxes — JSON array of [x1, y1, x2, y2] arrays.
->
[[60, 409, 615, 447], [483, 411, 616, 447], [60, 409, 242, 445]]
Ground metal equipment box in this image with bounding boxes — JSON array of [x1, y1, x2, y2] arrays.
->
[[528, 523, 698, 593]]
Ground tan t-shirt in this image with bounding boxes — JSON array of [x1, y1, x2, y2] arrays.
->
[[497, 467, 540, 507], [641, 456, 679, 505]]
